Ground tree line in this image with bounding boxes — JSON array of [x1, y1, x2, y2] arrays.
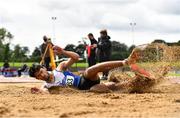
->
[[1, 27, 179, 63], [30, 40, 136, 62], [0, 28, 30, 62]]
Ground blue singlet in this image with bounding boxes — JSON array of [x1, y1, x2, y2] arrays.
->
[[44, 69, 81, 89]]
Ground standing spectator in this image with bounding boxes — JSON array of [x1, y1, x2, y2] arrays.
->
[[41, 36, 51, 70], [97, 29, 112, 80], [87, 33, 98, 67]]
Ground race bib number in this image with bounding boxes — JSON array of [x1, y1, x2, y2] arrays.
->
[[66, 75, 74, 86]]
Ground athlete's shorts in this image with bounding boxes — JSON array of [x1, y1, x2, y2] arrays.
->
[[78, 75, 100, 90]]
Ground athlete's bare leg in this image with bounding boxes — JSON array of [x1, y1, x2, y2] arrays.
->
[[84, 60, 126, 80], [84, 48, 140, 81]]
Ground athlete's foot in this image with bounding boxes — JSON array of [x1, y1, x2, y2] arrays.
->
[[122, 48, 140, 66], [124, 44, 148, 65], [127, 48, 140, 65]]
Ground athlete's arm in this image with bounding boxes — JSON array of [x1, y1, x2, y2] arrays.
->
[[53, 46, 79, 71]]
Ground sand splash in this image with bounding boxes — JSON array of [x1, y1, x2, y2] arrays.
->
[[108, 64, 170, 93], [108, 43, 175, 93]]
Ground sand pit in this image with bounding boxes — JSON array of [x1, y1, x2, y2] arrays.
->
[[0, 43, 179, 117], [0, 76, 180, 118]]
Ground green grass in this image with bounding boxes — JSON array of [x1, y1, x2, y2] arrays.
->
[[0, 62, 34, 68], [0, 62, 87, 68], [72, 61, 180, 69], [0, 61, 180, 69], [167, 73, 180, 77], [71, 63, 88, 68], [0, 61, 180, 77]]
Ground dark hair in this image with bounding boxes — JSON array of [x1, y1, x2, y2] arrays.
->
[[88, 33, 93, 37], [100, 29, 107, 36], [43, 36, 48, 42], [29, 63, 43, 77]]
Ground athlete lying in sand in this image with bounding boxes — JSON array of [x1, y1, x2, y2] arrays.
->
[[29, 45, 150, 94]]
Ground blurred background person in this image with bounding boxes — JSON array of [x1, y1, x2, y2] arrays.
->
[[87, 33, 98, 67], [97, 29, 112, 80], [40, 35, 51, 70]]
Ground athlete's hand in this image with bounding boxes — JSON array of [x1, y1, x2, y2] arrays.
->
[[31, 87, 49, 94], [53, 46, 64, 55], [31, 87, 41, 94]]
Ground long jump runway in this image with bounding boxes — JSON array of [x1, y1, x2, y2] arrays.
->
[[0, 76, 43, 83]]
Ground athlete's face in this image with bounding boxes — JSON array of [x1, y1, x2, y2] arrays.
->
[[34, 67, 49, 81]]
